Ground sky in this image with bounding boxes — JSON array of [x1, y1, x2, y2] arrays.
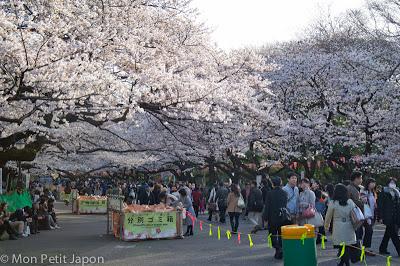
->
[[191, 0, 366, 50]]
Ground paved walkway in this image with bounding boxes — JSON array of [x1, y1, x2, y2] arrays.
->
[[0, 203, 399, 266]]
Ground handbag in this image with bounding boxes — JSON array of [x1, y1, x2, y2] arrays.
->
[[303, 205, 316, 219], [307, 212, 324, 227], [237, 195, 246, 209], [350, 206, 365, 229], [363, 204, 373, 219], [208, 202, 217, 212], [277, 207, 292, 226]]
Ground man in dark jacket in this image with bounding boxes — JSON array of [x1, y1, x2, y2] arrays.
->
[[216, 182, 229, 223], [247, 181, 263, 233], [264, 177, 287, 260], [378, 178, 400, 256]]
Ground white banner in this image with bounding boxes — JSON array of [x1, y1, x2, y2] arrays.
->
[[25, 173, 30, 189], [0, 168, 2, 194]]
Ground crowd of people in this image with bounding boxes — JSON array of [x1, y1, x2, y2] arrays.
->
[[0, 184, 61, 241], [109, 172, 400, 265], [2, 171, 400, 266], [249, 172, 399, 265]]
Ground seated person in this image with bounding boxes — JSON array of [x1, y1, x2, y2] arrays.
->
[[23, 206, 39, 234], [37, 197, 58, 230], [47, 198, 60, 228], [9, 208, 30, 237], [0, 202, 21, 240]]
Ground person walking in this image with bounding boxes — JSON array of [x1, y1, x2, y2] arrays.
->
[[207, 184, 218, 222], [324, 184, 360, 266], [325, 183, 335, 233], [315, 189, 327, 244], [264, 177, 288, 260], [192, 187, 202, 218], [178, 189, 195, 237], [247, 181, 263, 233], [347, 172, 364, 241], [216, 182, 229, 223], [362, 178, 377, 256], [261, 178, 273, 230], [282, 172, 299, 223], [227, 184, 242, 233], [241, 183, 251, 220], [298, 178, 316, 226], [378, 178, 400, 256]]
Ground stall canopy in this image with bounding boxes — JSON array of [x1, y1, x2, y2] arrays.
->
[[0, 190, 32, 212]]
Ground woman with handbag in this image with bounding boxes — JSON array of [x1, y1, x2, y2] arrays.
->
[[361, 178, 377, 255], [324, 184, 359, 266], [298, 178, 316, 226], [227, 184, 243, 233]]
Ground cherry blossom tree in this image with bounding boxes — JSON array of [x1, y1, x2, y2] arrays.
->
[[1, 1, 277, 176]]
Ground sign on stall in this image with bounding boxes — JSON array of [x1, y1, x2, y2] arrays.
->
[[79, 199, 107, 213], [123, 212, 178, 240]]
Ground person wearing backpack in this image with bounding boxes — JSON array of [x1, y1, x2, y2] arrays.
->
[[377, 178, 400, 256], [264, 177, 288, 260], [247, 180, 263, 233], [216, 182, 229, 223], [324, 184, 360, 266]]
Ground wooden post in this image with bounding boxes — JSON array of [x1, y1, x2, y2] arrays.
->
[[119, 196, 123, 240], [106, 195, 110, 235]]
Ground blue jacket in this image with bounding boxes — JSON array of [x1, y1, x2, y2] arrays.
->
[[283, 184, 299, 215]]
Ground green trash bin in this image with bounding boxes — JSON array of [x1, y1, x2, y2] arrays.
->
[[281, 224, 317, 266]]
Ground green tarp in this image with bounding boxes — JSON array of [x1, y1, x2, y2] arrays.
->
[[0, 191, 32, 212]]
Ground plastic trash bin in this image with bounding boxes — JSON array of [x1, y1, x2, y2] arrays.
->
[[281, 224, 317, 266]]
